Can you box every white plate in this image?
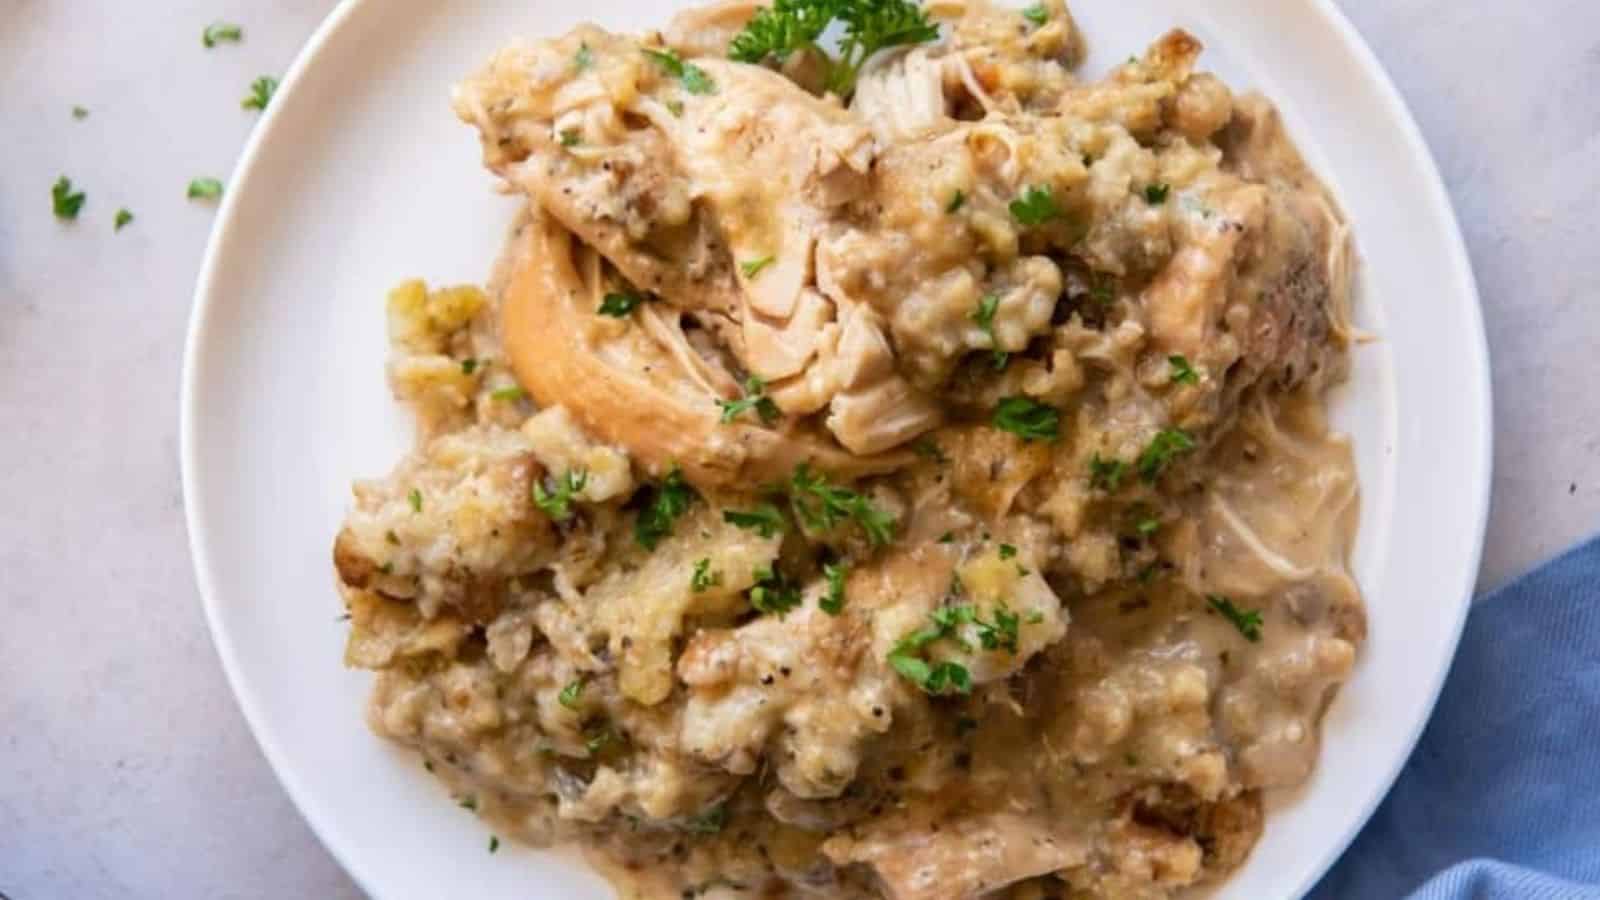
[181,1,1491,897]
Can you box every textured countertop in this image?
[2,1,1596,897]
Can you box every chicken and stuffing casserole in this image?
[332,1,1365,897]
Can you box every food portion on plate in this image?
[331,0,1365,896]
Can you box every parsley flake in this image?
[533,469,588,521]
[202,22,243,48]
[992,396,1059,442]
[71,105,89,119]
[971,293,1009,368]
[821,561,848,615]
[461,358,479,375]
[488,836,500,853]
[945,190,965,213]
[634,468,697,549]
[559,128,581,147]
[114,208,134,231]
[1088,454,1126,492]
[749,565,802,616]
[643,47,716,95]
[1207,595,1263,642]
[739,256,775,278]
[597,291,643,317]
[1008,185,1060,226]
[723,503,787,538]
[490,385,525,402]
[717,376,781,425]
[789,464,897,545]
[1136,428,1196,483]
[1168,354,1200,385]
[187,178,223,201]
[1144,183,1171,205]
[691,558,722,592]
[558,678,585,710]
[1022,3,1049,25]
[407,488,422,513]
[51,176,86,220]
[685,804,728,835]
[241,75,278,111]
[575,43,594,71]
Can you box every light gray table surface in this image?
[1,1,1595,897]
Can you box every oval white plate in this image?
[181,1,1491,897]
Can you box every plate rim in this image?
[179,1,1493,897]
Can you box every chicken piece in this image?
[498,211,909,487]
[823,810,1087,900]
[459,27,946,455]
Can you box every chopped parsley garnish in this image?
[241,75,278,111]
[459,795,478,811]
[460,358,479,375]
[635,467,697,549]
[666,99,685,116]
[1008,185,1060,226]
[407,488,422,513]
[533,469,588,521]
[1136,428,1196,483]
[992,396,1059,442]
[559,128,581,147]
[1168,354,1200,385]
[1144,183,1171,205]
[71,105,89,119]
[1021,3,1049,25]
[691,558,722,592]
[728,0,939,98]
[51,176,86,220]
[490,385,525,402]
[488,836,500,853]
[1207,595,1263,642]
[789,464,897,545]
[114,208,134,231]
[575,43,594,71]
[888,602,1020,695]
[685,805,729,835]
[970,294,1008,368]
[385,530,400,545]
[597,290,644,317]
[203,22,243,48]
[558,678,585,710]
[1136,516,1160,537]
[723,503,787,538]
[976,603,1021,654]
[739,256,775,278]
[717,376,781,425]
[820,561,848,615]
[642,47,717,95]
[749,565,802,616]
[998,543,1017,560]
[938,531,955,544]
[945,190,965,213]
[187,177,224,201]
[1088,454,1126,491]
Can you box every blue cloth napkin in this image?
[1309,535,1600,899]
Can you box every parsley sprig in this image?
[723,503,787,538]
[970,294,1008,369]
[717,376,781,425]
[789,464,897,545]
[1136,428,1195,483]
[51,176,85,220]
[749,565,802,616]
[729,0,940,98]
[533,469,588,521]
[1009,185,1060,226]
[241,75,278,111]
[820,561,848,615]
[634,467,697,549]
[643,47,717,95]
[1207,594,1263,641]
[992,396,1059,442]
